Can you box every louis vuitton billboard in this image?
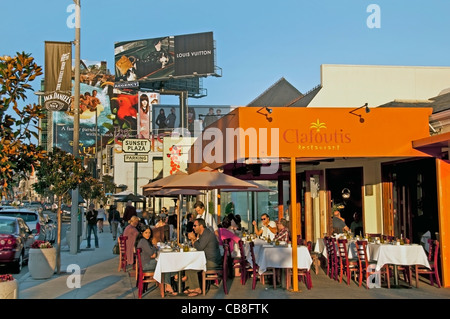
[114,31,215,83]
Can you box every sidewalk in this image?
[17,226,450,301]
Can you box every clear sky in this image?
[1,0,450,107]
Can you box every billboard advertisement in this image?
[53,60,115,157]
[114,32,214,82]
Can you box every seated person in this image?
[155,213,167,228]
[184,218,222,297]
[332,210,349,234]
[350,212,363,236]
[273,218,290,243]
[217,216,241,257]
[136,226,177,296]
[252,213,277,240]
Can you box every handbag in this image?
[113,243,120,255]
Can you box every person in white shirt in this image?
[252,213,277,240]
[193,201,218,236]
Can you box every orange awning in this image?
[188,107,433,173]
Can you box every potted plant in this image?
[28,240,56,279]
[0,274,18,299]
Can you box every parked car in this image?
[0,208,57,243]
[0,216,35,273]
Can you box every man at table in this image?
[194,201,218,236]
[332,209,349,233]
[184,218,222,297]
[252,213,277,241]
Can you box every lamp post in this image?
[70,0,81,255]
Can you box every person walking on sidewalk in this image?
[97,204,106,233]
[86,203,99,248]
[123,200,137,227]
[108,205,121,241]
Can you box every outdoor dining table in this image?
[255,244,312,289]
[154,250,206,297]
[315,236,365,259]
[368,243,430,287]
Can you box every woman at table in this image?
[273,218,291,243]
[136,225,177,296]
[218,216,241,257]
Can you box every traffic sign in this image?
[122,138,151,153]
[124,154,149,163]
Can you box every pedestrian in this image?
[123,200,137,227]
[108,204,121,241]
[86,203,99,248]
[97,204,106,233]
[194,201,218,236]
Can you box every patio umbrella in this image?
[141,171,188,190]
[114,193,145,203]
[160,169,258,190]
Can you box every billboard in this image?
[114,32,214,82]
[53,60,115,157]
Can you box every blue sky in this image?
[1,0,450,107]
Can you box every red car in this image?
[0,216,35,273]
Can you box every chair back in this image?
[428,239,440,264]
[337,238,349,263]
[306,241,313,252]
[237,240,246,260]
[249,241,258,269]
[136,247,143,277]
[355,240,369,266]
[119,235,128,253]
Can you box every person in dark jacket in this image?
[108,205,122,240]
[86,203,99,248]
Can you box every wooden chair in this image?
[118,235,128,272]
[414,239,441,288]
[135,248,158,299]
[324,236,338,280]
[248,241,277,289]
[202,241,229,295]
[233,240,251,285]
[286,266,313,290]
[355,240,390,289]
[336,239,359,285]
[307,241,321,275]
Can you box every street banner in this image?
[44,41,72,111]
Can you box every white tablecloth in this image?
[316,238,368,259]
[154,251,206,283]
[368,244,430,271]
[256,245,312,275]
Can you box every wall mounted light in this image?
[349,103,370,123]
[257,106,273,122]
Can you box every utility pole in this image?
[70,0,81,255]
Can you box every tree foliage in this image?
[33,147,89,198]
[0,53,45,194]
[79,176,105,205]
